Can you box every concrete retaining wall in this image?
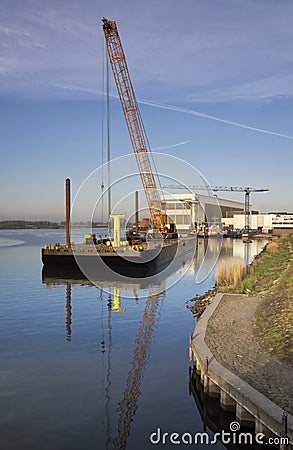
[189,293,293,449]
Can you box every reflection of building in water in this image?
[194,238,268,286]
[193,238,222,280]
[232,239,266,264]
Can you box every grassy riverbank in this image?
[219,237,293,364]
[190,237,293,364]
[220,238,291,295]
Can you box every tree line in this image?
[0,221,107,229]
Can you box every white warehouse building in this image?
[222,213,293,234]
[162,193,244,232]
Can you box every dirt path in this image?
[205,294,293,415]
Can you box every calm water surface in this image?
[0,230,266,450]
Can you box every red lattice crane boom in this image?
[102,17,165,232]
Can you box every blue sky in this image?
[0,0,292,220]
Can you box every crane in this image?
[101,20,168,448]
[163,184,269,232]
[102,17,166,233]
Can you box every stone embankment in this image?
[205,294,292,415]
[189,293,293,448]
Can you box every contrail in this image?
[139,99,293,140]
[153,140,190,150]
[54,84,104,96]
[55,84,293,140]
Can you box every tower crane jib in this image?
[162,184,269,232]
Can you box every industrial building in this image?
[162,193,244,233]
[222,213,293,234]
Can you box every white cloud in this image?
[153,140,190,150]
[187,74,293,103]
[0,0,292,102]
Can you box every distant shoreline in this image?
[0,221,108,230]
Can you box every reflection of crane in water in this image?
[111,285,164,450]
[59,279,165,450]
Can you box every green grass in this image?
[224,238,291,296]
[220,237,293,364]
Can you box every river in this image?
[0,229,267,449]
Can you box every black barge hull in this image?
[42,237,196,278]
[42,250,168,278]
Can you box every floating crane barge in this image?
[41,236,192,278]
[42,18,196,277]
[42,179,195,278]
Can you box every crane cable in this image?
[106,50,111,217]
[101,41,105,223]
